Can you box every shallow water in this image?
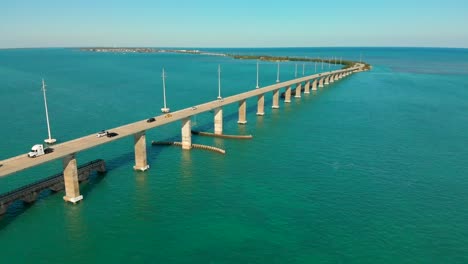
[0,47,467,263]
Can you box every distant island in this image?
[80,47,371,70]
[80,47,226,57]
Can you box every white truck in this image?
[28,144,53,158]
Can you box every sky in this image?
[1,0,467,48]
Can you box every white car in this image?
[96,130,108,138]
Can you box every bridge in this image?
[0,159,106,215]
[0,64,365,205]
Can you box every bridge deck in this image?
[0,66,360,178]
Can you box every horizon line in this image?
[1,45,468,50]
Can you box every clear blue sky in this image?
[1,0,467,48]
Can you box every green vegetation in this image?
[80,47,371,71]
[229,54,371,70]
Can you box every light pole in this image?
[161,68,170,113]
[295,63,298,78]
[217,64,222,100]
[276,60,280,83]
[302,62,305,76]
[256,60,260,89]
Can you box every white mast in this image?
[256,60,259,89]
[302,62,305,76]
[42,79,56,144]
[217,64,222,100]
[295,63,298,78]
[161,68,170,113]
[276,61,280,83]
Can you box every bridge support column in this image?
[0,203,7,215]
[324,76,330,85]
[295,83,302,98]
[329,75,335,83]
[214,107,223,135]
[272,89,280,109]
[63,154,83,204]
[133,131,149,171]
[257,94,265,115]
[285,86,291,103]
[237,99,247,124]
[319,78,324,88]
[334,74,339,81]
[304,81,310,94]
[181,117,192,150]
[312,79,318,91]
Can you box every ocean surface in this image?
[0,47,467,263]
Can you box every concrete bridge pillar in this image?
[238,99,247,124]
[312,79,318,91]
[134,131,149,171]
[272,89,280,109]
[324,76,330,85]
[329,75,335,83]
[304,81,310,94]
[257,94,265,116]
[214,107,223,135]
[295,83,302,98]
[181,117,192,150]
[0,203,7,215]
[319,78,324,88]
[285,86,292,103]
[63,153,83,204]
[339,73,343,79]
[334,74,339,81]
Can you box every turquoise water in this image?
[1,47,468,263]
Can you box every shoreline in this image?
[79,47,372,70]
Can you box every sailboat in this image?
[161,68,170,113]
[42,79,57,144]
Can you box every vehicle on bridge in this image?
[107,132,118,138]
[28,144,53,158]
[97,130,108,137]
[147,117,156,123]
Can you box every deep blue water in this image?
[0,47,468,263]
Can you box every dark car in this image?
[107,132,118,138]
[147,117,156,123]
